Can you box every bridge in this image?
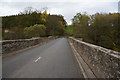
[1,37,120,78]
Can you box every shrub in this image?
[24,24,46,38]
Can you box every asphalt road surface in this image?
[3,38,84,78]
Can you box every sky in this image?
[0,0,119,25]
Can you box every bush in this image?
[24,24,46,38]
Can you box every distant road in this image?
[3,38,83,78]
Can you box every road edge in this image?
[68,39,96,78]
[3,40,53,58]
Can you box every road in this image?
[3,38,84,78]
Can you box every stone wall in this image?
[2,37,56,54]
[69,37,120,78]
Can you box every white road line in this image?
[35,57,42,62]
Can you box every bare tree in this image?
[19,7,35,15]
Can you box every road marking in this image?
[35,57,42,62]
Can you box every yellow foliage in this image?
[41,11,48,22]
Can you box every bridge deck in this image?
[3,38,84,78]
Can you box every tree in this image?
[24,24,46,38]
[71,12,120,52]
[20,7,35,15]
[3,26,25,40]
[72,13,90,39]
[45,15,66,36]
[65,25,73,36]
[41,10,48,23]
[2,8,67,39]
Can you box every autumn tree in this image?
[45,15,66,36]
[24,24,46,38]
[72,13,90,39]
[71,12,120,52]
[2,7,66,39]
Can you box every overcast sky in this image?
[0,0,119,25]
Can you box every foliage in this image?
[3,7,119,52]
[72,12,120,52]
[45,15,66,36]
[72,13,90,38]
[65,25,73,36]
[24,24,46,38]
[3,27,25,40]
[2,8,67,39]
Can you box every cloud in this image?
[0,0,119,2]
[0,1,118,24]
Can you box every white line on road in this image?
[35,57,42,62]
